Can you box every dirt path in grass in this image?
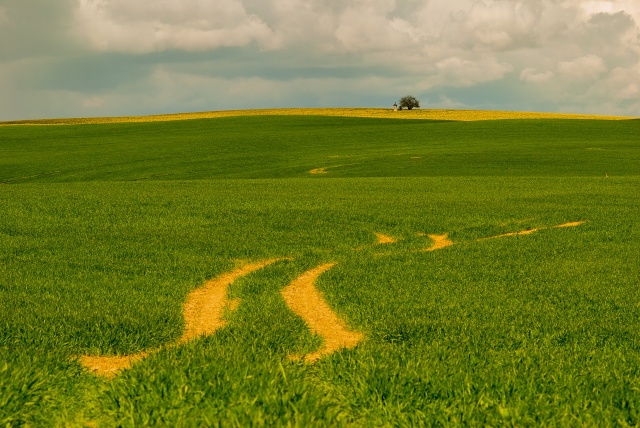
[78,220,586,377]
[479,221,586,241]
[375,232,398,244]
[79,259,282,378]
[554,221,586,228]
[309,167,329,174]
[422,233,454,251]
[282,263,363,362]
[78,353,149,379]
[178,259,281,343]
[309,165,340,175]
[310,162,360,175]
[480,228,541,240]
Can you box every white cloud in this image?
[584,62,640,101]
[580,0,640,23]
[603,66,640,100]
[558,55,608,81]
[520,68,555,83]
[447,1,545,51]
[73,0,282,53]
[436,56,514,87]
[334,2,422,52]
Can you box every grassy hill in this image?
[2,115,638,183]
[1,110,639,426]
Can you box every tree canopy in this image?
[398,95,420,110]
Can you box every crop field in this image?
[1,110,639,426]
[2,107,632,126]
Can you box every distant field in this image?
[1,111,639,426]
[0,107,634,126]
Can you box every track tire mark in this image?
[77,353,148,379]
[78,258,284,378]
[309,167,328,174]
[423,233,453,251]
[554,221,586,228]
[282,263,363,362]
[179,259,281,343]
[479,220,586,241]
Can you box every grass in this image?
[1,116,639,184]
[1,110,639,426]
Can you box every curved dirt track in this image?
[554,221,586,228]
[78,353,148,379]
[423,233,454,251]
[78,220,586,376]
[179,259,282,343]
[282,263,364,362]
[79,259,283,378]
[480,221,586,241]
[481,228,540,240]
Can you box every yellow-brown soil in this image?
[375,232,398,245]
[481,228,541,240]
[179,259,281,343]
[554,221,586,228]
[78,259,283,377]
[480,221,586,240]
[78,353,148,379]
[310,164,357,174]
[282,263,363,362]
[423,233,454,251]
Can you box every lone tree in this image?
[398,95,420,110]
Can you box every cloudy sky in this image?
[1,0,639,120]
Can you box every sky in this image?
[1,0,639,120]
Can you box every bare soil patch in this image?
[375,232,398,245]
[480,221,586,240]
[282,263,363,362]
[309,167,328,175]
[179,259,281,343]
[423,233,454,251]
[78,353,148,379]
[554,221,586,228]
[480,228,540,240]
[78,259,283,377]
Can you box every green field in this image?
[1,114,640,426]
